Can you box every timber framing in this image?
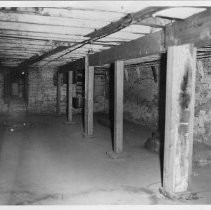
[59,8,211,71]
[15,7,168,69]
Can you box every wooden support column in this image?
[66,71,75,123]
[161,44,196,198]
[84,55,94,137]
[114,60,124,154]
[57,72,62,115]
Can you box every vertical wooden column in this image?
[114,60,124,153]
[67,71,74,123]
[57,72,62,115]
[84,55,94,136]
[162,44,196,197]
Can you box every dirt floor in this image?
[0,111,211,205]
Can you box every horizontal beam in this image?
[58,31,164,70]
[165,8,211,47]
[134,17,171,28]
[89,30,165,66]
[85,7,168,38]
[13,7,166,69]
[61,9,211,69]
[58,58,84,73]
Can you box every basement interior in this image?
[0,3,211,205]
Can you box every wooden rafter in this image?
[15,7,168,69]
[60,8,211,70]
[85,7,169,38]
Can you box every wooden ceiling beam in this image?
[89,30,165,66]
[0,11,109,29]
[0,29,89,42]
[14,7,168,69]
[0,21,93,36]
[165,8,211,47]
[85,7,169,38]
[134,17,171,28]
[60,8,211,70]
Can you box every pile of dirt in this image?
[144,131,160,153]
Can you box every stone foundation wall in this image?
[27,66,59,114]
[123,65,159,129]
[94,71,107,112]
[194,58,211,145]
[122,58,211,145]
[27,67,107,114]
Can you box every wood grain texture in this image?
[163,44,196,194]
[114,60,124,153]
[67,71,73,122]
[84,55,94,136]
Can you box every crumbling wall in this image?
[27,67,108,114]
[94,70,107,112]
[194,58,211,145]
[27,66,63,114]
[123,65,159,129]
[122,58,211,146]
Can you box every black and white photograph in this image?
[0,0,210,207]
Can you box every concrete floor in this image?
[0,112,210,205]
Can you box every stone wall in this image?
[27,66,59,114]
[123,65,159,129]
[194,58,211,145]
[121,58,211,145]
[94,70,107,112]
[27,67,107,114]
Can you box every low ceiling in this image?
[0,4,208,70]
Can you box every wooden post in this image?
[57,72,62,115]
[84,55,94,136]
[114,60,124,153]
[66,71,75,123]
[162,44,196,198]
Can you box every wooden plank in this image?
[60,9,211,69]
[17,46,69,70]
[114,60,124,153]
[85,7,168,38]
[12,7,166,68]
[163,44,196,195]
[57,72,62,115]
[0,29,88,42]
[84,55,94,136]
[0,11,108,28]
[0,21,93,36]
[134,17,171,28]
